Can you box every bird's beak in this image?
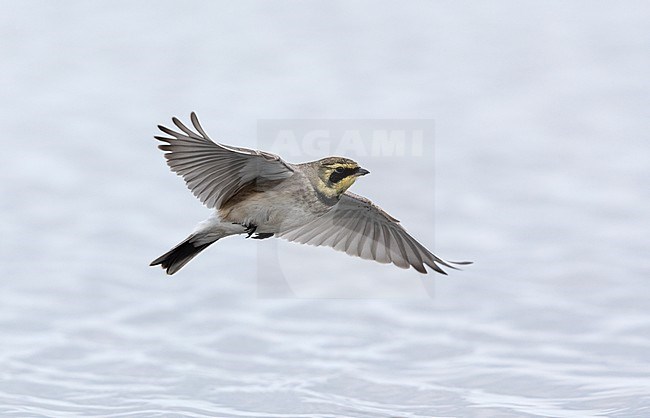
[356,167,370,176]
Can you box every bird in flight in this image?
[151,113,470,275]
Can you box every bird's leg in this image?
[239,223,273,239]
[243,223,257,238]
[251,233,274,240]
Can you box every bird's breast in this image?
[218,187,330,233]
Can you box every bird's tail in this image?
[150,234,218,275]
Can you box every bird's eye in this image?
[335,167,344,173]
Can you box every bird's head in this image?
[310,157,370,199]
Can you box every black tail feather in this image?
[150,236,215,275]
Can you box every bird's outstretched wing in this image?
[155,113,295,209]
[278,192,471,274]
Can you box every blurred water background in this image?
[1,1,649,416]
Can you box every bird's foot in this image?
[240,223,273,239]
[251,233,274,240]
[244,223,257,238]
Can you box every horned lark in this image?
[151,113,470,275]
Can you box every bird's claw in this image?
[244,224,257,238]
[251,232,274,240]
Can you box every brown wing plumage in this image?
[155,113,295,209]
